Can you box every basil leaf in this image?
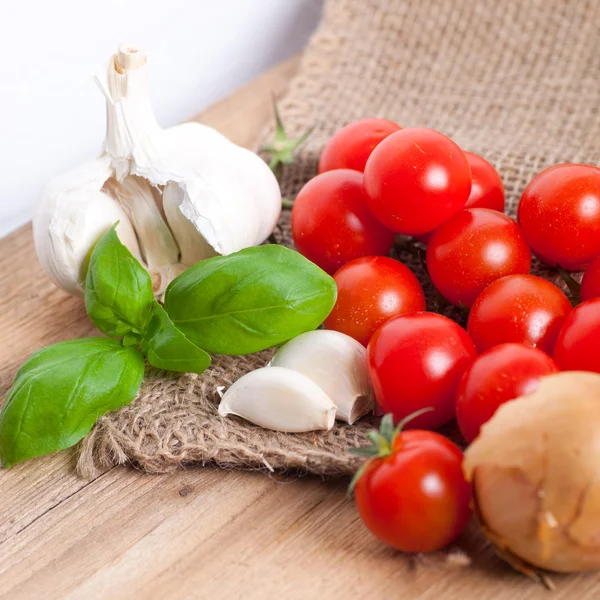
[0,338,144,468]
[163,245,337,355]
[142,302,211,375]
[85,225,154,338]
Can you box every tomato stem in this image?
[347,408,434,497]
[261,97,314,172]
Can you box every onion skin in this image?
[463,372,600,573]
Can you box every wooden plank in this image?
[0,53,598,599]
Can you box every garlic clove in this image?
[33,159,142,295]
[218,366,337,432]
[103,175,180,268]
[270,330,374,424]
[162,181,219,266]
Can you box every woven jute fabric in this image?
[77,0,600,478]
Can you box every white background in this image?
[0,0,323,238]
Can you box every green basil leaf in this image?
[0,337,144,468]
[163,245,337,355]
[142,302,211,375]
[85,225,154,338]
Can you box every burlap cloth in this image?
[77,0,600,478]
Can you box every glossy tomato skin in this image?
[427,208,531,308]
[291,169,395,274]
[463,152,505,212]
[363,128,472,235]
[367,312,477,430]
[324,256,425,346]
[318,118,401,173]
[467,274,572,354]
[517,163,600,270]
[354,430,472,553]
[456,343,558,443]
[580,255,600,301]
[553,298,600,372]
[413,153,505,245]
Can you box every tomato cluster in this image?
[291,118,600,554]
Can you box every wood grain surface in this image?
[1,55,598,600]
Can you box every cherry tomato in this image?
[291,169,395,274]
[354,426,471,553]
[456,343,558,443]
[324,256,425,346]
[363,128,472,235]
[463,151,505,212]
[413,152,505,245]
[467,274,572,354]
[580,255,600,301]
[427,208,531,308]
[517,163,600,270]
[318,118,401,173]
[367,312,477,430]
[553,298,600,372]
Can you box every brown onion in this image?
[463,371,600,573]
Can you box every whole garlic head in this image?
[34,45,281,296]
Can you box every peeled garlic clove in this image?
[218,366,336,432]
[270,330,373,424]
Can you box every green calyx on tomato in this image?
[261,98,313,173]
[348,409,432,496]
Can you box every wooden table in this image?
[1,57,598,600]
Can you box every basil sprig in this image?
[0,226,336,467]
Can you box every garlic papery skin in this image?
[218,367,337,433]
[33,44,281,296]
[463,371,600,573]
[33,158,143,295]
[270,330,373,424]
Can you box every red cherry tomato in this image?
[367,312,477,430]
[467,274,572,354]
[517,163,600,270]
[354,429,471,553]
[456,343,558,443]
[324,256,425,346]
[580,255,600,301]
[553,298,600,372]
[363,128,472,235]
[413,152,505,245]
[463,151,505,212]
[318,118,401,173]
[427,208,531,308]
[291,169,395,274]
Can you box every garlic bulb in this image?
[270,330,373,424]
[218,366,336,432]
[34,44,281,296]
[464,371,600,573]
